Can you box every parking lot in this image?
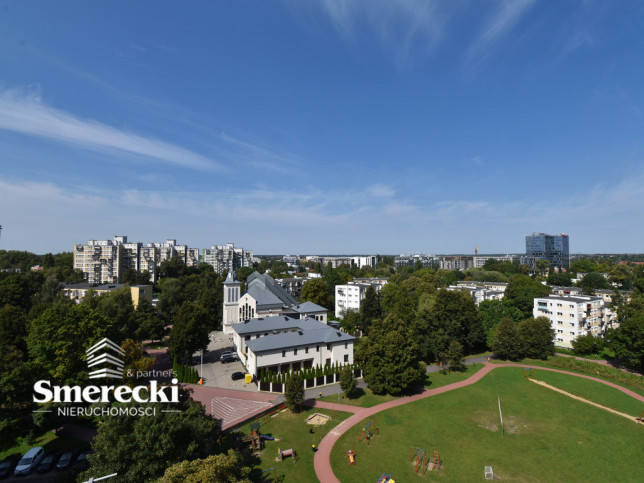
[191,331,257,392]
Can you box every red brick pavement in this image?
[313,362,644,483]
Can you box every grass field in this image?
[232,405,352,482]
[0,430,90,460]
[330,367,644,482]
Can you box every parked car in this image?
[231,371,245,381]
[0,454,21,479]
[56,448,80,471]
[220,351,238,363]
[73,451,91,472]
[14,446,45,476]
[36,452,61,473]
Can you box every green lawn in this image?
[534,370,644,418]
[318,364,486,408]
[232,405,352,482]
[331,367,644,482]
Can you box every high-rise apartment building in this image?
[202,242,253,273]
[525,233,569,269]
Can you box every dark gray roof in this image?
[291,301,327,313]
[232,315,316,335]
[240,316,354,353]
[224,270,239,283]
[245,272,298,307]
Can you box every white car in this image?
[14,446,45,476]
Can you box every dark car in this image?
[231,371,245,381]
[56,448,79,471]
[220,354,237,363]
[37,452,60,473]
[0,454,21,479]
[72,451,91,472]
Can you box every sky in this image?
[1,0,643,255]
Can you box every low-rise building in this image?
[232,315,354,377]
[533,295,609,348]
[447,284,505,306]
[335,278,388,318]
[394,254,439,270]
[60,282,152,308]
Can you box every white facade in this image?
[232,316,354,377]
[533,295,608,349]
[202,242,253,273]
[446,285,505,306]
[222,271,241,334]
[335,278,388,318]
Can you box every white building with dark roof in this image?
[232,315,354,377]
[222,271,328,334]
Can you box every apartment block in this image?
[335,278,388,318]
[203,242,253,273]
[533,295,608,349]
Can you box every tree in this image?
[340,310,361,334]
[517,316,555,359]
[27,303,113,385]
[445,340,465,372]
[478,299,523,346]
[547,271,573,287]
[82,396,220,482]
[355,314,425,395]
[578,272,610,293]
[571,334,604,355]
[359,285,381,334]
[91,286,137,340]
[504,275,551,319]
[284,373,304,412]
[169,302,210,364]
[301,279,330,310]
[491,318,522,360]
[121,339,155,386]
[339,365,358,398]
[0,305,31,404]
[605,315,644,372]
[135,298,167,343]
[159,450,251,483]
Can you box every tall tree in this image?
[339,365,358,398]
[355,314,425,395]
[517,316,555,359]
[491,318,522,360]
[301,279,330,310]
[478,299,523,346]
[158,450,251,483]
[605,315,644,373]
[284,374,304,412]
[578,272,610,293]
[169,301,210,364]
[359,285,381,334]
[504,275,551,318]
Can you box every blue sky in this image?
[1,0,643,255]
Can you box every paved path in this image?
[313,362,644,483]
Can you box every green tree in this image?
[605,315,644,372]
[121,339,155,386]
[359,285,381,334]
[284,373,304,412]
[301,279,330,310]
[0,305,31,404]
[339,365,358,398]
[27,303,113,385]
[571,334,604,355]
[578,272,610,293]
[159,450,251,483]
[83,397,220,482]
[491,318,523,360]
[517,316,555,359]
[478,299,523,346]
[504,275,551,318]
[356,314,425,395]
[547,271,573,287]
[340,310,361,334]
[445,340,465,372]
[134,298,167,342]
[91,286,137,340]
[169,301,210,364]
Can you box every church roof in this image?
[245,271,298,307]
[291,301,327,313]
[224,270,238,283]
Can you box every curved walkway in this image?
[313,362,644,483]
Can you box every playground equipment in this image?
[523,367,537,380]
[277,447,296,463]
[409,446,428,475]
[432,450,441,470]
[358,420,379,446]
[637,409,644,424]
[347,449,356,465]
[377,473,395,483]
[256,404,286,426]
[260,433,275,441]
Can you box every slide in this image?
[260,434,275,440]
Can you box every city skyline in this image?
[1,1,644,254]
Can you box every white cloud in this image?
[0,87,223,171]
[463,0,535,71]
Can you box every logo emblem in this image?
[86,338,125,379]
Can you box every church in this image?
[222,271,328,334]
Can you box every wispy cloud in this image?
[300,0,448,66]
[0,87,223,171]
[463,0,536,71]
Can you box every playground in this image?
[329,366,644,482]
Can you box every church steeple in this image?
[222,269,241,334]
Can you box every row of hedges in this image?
[172,356,200,384]
[258,362,358,385]
[539,356,644,392]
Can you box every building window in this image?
[305,347,309,354]
[282,350,286,357]
[316,345,319,352]
[344,342,348,349]
[294,348,298,355]
[327,344,331,351]
[344,354,349,363]
[245,335,250,341]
